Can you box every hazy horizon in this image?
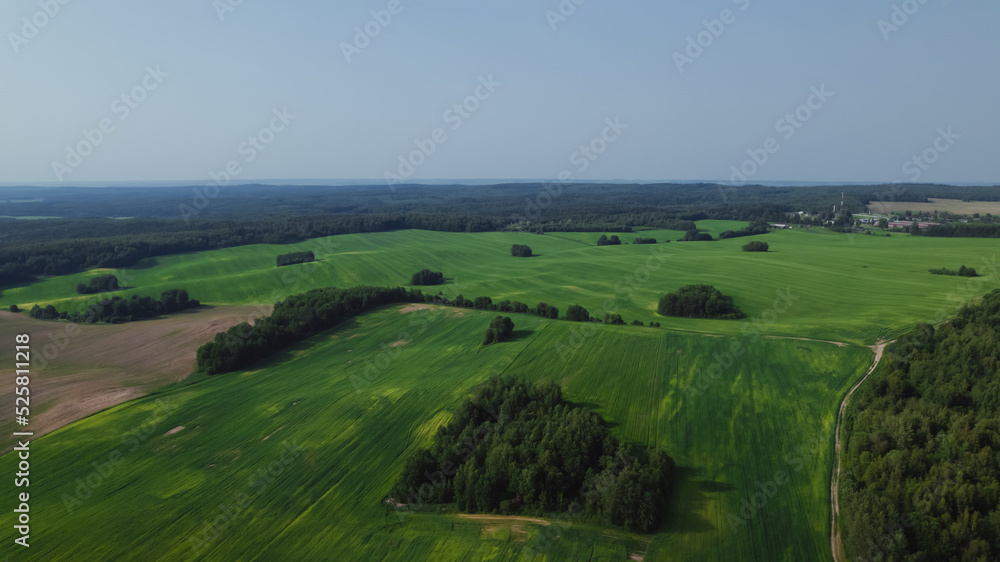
[3,1,997,185]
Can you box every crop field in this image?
[0,306,270,446]
[867,198,1000,215]
[1,304,871,561]
[4,223,999,345]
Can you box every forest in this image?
[389,376,675,533]
[840,290,1000,561]
[657,285,745,319]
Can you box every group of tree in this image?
[921,223,1000,238]
[928,265,978,277]
[410,269,445,286]
[511,244,533,257]
[196,286,419,375]
[840,289,1000,561]
[719,220,772,240]
[680,230,714,242]
[632,237,657,245]
[597,235,622,246]
[657,284,744,319]
[388,376,675,532]
[76,274,120,295]
[742,241,769,252]
[276,251,315,267]
[566,304,591,322]
[482,316,514,345]
[29,289,199,324]
[535,302,559,319]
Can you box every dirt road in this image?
[830,340,891,562]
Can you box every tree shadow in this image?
[658,466,735,535]
[509,329,534,341]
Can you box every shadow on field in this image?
[510,329,534,341]
[660,466,734,535]
[250,317,365,368]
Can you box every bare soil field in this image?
[0,305,271,448]
[868,198,1000,215]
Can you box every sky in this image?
[1,0,998,185]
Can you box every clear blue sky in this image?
[2,0,997,184]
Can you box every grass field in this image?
[0,305,872,561]
[867,198,1000,215]
[4,223,999,345]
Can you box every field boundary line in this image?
[830,340,891,562]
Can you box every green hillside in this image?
[4,224,997,344]
[1,305,870,561]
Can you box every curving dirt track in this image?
[830,340,891,562]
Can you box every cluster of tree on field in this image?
[928,265,978,277]
[482,316,514,345]
[76,274,121,295]
[410,269,445,286]
[632,237,657,245]
[511,244,533,257]
[597,235,622,246]
[840,290,1000,561]
[28,289,198,324]
[388,376,675,532]
[680,230,713,242]
[742,241,769,252]
[657,285,744,319]
[276,251,314,267]
[719,220,771,240]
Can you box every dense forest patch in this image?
[742,241,769,252]
[597,235,622,246]
[389,376,675,533]
[657,284,744,319]
[841,290,1000,561]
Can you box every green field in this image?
[1,305,872,561]
[5,223,998,344]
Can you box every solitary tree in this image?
[483,316,515,345]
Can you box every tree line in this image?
[389,376,675,532]
[29,289,199,324]
[840,290,1000,561]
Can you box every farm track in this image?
[830,340,890,562]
